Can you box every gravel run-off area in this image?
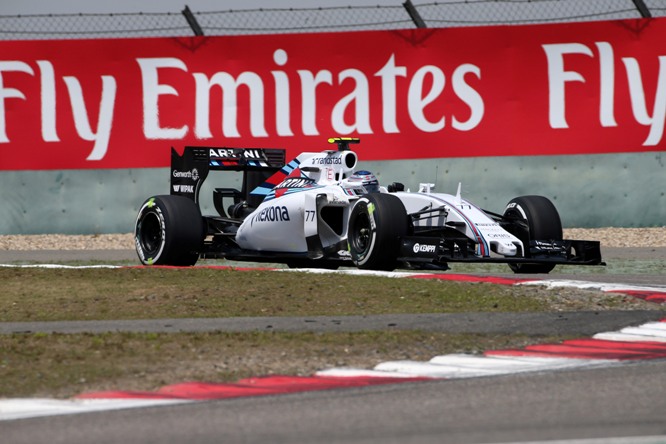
[0,228,665,250]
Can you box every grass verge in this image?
[0,266,659,398]
[0,267,653,323]
[0,331,576,398]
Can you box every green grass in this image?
[0,265,660,398]
[0,331,576,398]
[0,267,561,322]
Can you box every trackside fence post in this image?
[182,5,204,36]
[403,0,427,28]
[632,0,652,18]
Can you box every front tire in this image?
[503,195,562,274]
[135,195,204,266]
[348,193,408,271]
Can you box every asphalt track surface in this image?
[3,361,666,444]
[2,247,666,444]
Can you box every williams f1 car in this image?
[134,138,603,273]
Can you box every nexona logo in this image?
[251,205,290,225]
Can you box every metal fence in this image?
[0,0,663,40]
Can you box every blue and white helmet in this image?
[347,170,380,193]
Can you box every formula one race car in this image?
[134,138,603,273]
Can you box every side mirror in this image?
[388,182,405,192]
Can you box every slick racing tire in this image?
[135,195,204,266]
[503,195,562,274]
[348,193,408,271]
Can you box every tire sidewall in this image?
[503,196,562,245]
[348,197,377,267]
[348,193,407,270]
[135,198,169,265]
[135,195,203,266]
[503,195,562,273]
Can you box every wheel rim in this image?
[138,212,163,256]
[351,212,371,255]
[504,209,529,242]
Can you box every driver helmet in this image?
[347,170,380,193]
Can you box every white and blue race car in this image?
[134,138,603,273]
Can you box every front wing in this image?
[398,236,605,267]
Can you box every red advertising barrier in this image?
[0,18,664,170]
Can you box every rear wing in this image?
[170,146,286,205]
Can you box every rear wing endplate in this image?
[170,146,286,204]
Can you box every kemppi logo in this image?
[413,243,437,254]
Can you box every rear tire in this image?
[135,195,204,266]
[348,193,408,271]
[503,195,562,274]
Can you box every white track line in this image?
[0,264,122,269]
[519,279,666,293]
[0,398,189,421]
[319,320,666,380]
